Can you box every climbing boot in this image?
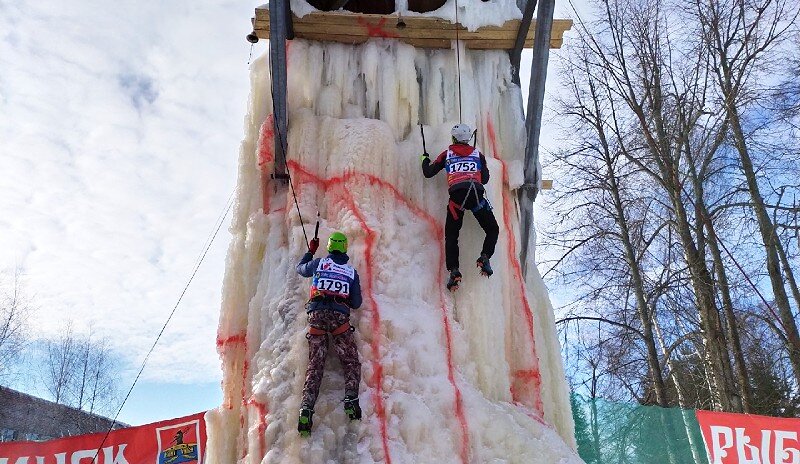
[476,254,493,277]
[446,269,462,291]
[344,395,362,420]
[298,408,314,436]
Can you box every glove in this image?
[420,153,429,164]
[308,238,319,254]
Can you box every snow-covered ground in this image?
[205,5,580,463]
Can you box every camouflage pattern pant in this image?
[301,309,361,409]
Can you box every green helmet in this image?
[327,231,348,253]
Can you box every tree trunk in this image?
[654,318,706,464]
[669,185,738,411]
[727,109,800,381]
[607,164,669,407]
[703,215,752,412]
[697,0,800,386]
[775,237,800,323]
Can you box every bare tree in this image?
[41,325,119,415]
[43,324,78,404]
[70,334,118,415]
[693,0,800,381]
[547,35,671,406]
[554,0,742,411]
[0,273,31,383]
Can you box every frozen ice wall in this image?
[205,36,579,464]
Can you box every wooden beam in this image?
[252,9,572,50]
[511,0,537,83]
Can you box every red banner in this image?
[0,411,206,464]
[697,409,800,464]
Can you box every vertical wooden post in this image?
[269,0,289,180]
[518,0,554,276]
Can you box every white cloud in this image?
[0,0,260,383]
[0,0,591,389]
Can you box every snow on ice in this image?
[287,0,523,31]
[206,4,580,463]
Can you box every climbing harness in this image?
[447,182,492,220]
[307,322,354,337]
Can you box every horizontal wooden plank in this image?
[257,9,476,30]
[254,14,572,38]
[252,9,572,50]
[256,20,526,41]
[254,27,566,49]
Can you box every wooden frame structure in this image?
[253,9,572,50]
[258,0,568,277]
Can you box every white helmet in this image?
[451,123,473,143]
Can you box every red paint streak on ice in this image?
[484,116,544,416]
[341,194,393,464]
[288,161,471,464]
[245,397,269,460]
[216,333,246,349]
[357,17,400,38]
[258,114,276,213]
[258,114,276,168]
[217,332,247,410]
[216,332,255,453]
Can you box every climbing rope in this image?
[267,43,310,249]
[675,183,795,339]
[91,189,235,461]
[454,0,463,123]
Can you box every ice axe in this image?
[417,72,429,157]
[420,124,429,157]
[308,213,320,253]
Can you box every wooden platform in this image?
[253,9,572,50]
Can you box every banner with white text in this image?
[697,410,800,464]
[0,411,206,464]
[571,393,800,463]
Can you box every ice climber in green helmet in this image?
[295,231,363,436]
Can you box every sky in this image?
[0,0,584,426]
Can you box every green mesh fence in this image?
[571,393,709,463]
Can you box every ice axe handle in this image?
[420,124,428,156]
[314,220,320,240]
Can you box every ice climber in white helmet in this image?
[421,123,499,291]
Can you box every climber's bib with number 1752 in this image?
[445,148,482,188]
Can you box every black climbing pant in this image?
[444,187,499,271]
